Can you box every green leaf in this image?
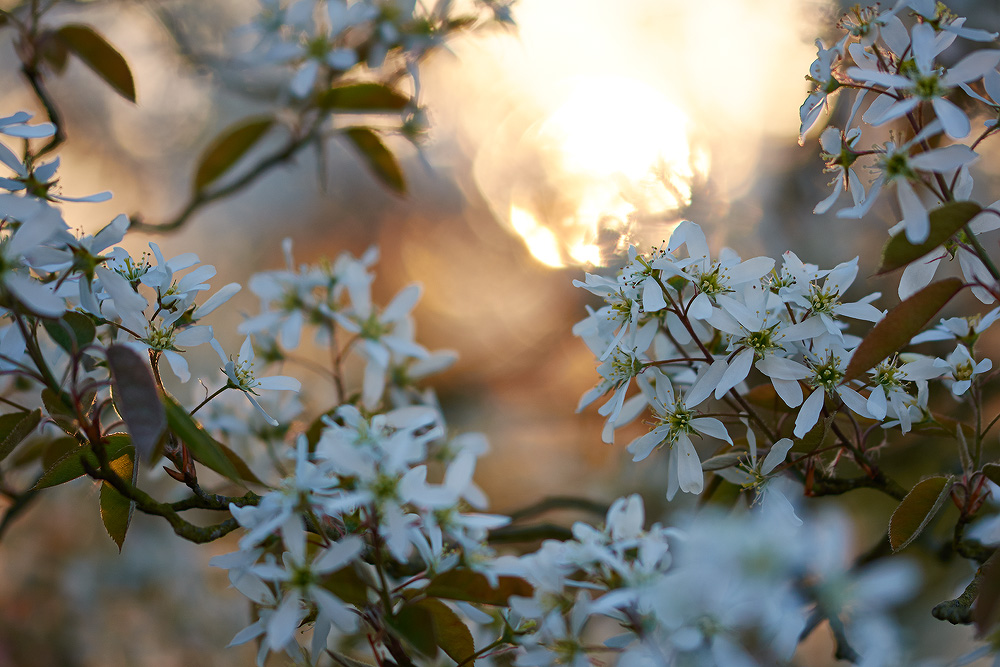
[889,475,954,551]
[877,202,982,274]
[419,598,475,664]
[107,344,165,462]
[163,396,243,484]
[193,117,274,191]
[701,450,746,472]
[974,551,1000,635]
[219,441,265,486]
[0,409,42,462]
[844,278,964,382]
[100,444,136,551]
[39,30,70,74]
[322,565,369,608]
[33,433,132,490]
[743,383,794,413]
[983,463,1000,487]
[424,569,533,606]
[316,82,410,112]
[43,312,96,354]
[55,24,136,103]
[343,127,405,194]
[42,436,79,470]
[392,602,437,657]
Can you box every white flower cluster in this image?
[491,494,917,667]
[242,0,514,98]
[575,219,988,498]
[801,0,1000,303]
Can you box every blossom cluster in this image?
[2,0,1000,665]
[494,493,916,667]
[802,0,1000,302]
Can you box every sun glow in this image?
[474,76,707,268]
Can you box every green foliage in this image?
[162,396,245,484]
[424,568,533,606]
[889,475,954,552]
[193,117,275,192]
[316,82,410,112]
[878,202,982,274]
[0,408,41,462]
[844,278,964,382]
[42,311,96,354]
[343,127,406,194]
[107,344,165,462]
[34,433,132,490]
[54,24,136,103]
[99,444,136,551]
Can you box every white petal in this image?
[793,389,825,438]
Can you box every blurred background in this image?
[1,0,999,664]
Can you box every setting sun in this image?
[475,76,706,268]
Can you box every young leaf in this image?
[974,551,1000,636]
[163,396,243,484]
[417,599,474,664]
[33,433,132,490]
[55,24,136,103]
[702,450,746,471]
[100,444,136,551]
[43,312,96,354]
[219,442,265,486]
[0,409,42,462]
[877,202,982,274]
[424,568,533,606]
[983,462,1000,487]
[889,475,954,551]
[316,83,410,112]
[391,602,437,657]
[108,344,165,462]
[343,127,405,194]
[844,278,964,382]
[193,117,275,192]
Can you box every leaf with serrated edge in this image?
[108,344,165,462]
[163,396,243,484]
[100,445,136,551]
[0,409,41,462]
[889,475,954,551]
[878,202,982,274]
[33,433,131,490]
[55,24,136,102]
[343,127,405,194]
[194,117,274,191]
[418,599,474,664]
[392,603,436,657]
[844,278,964,382]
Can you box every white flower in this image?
[333,282,429,410]
[815,127,866,214]
[214,336,302,425]
[933,343,991,395]
[626,370,732,499]
[847,22,1000,139]
[838,125,979,242]
[661,220,774,321]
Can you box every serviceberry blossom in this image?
[626,369,731,498]
[214,336,302,424]
[934,343,991,396]
[847,23,1000,139]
